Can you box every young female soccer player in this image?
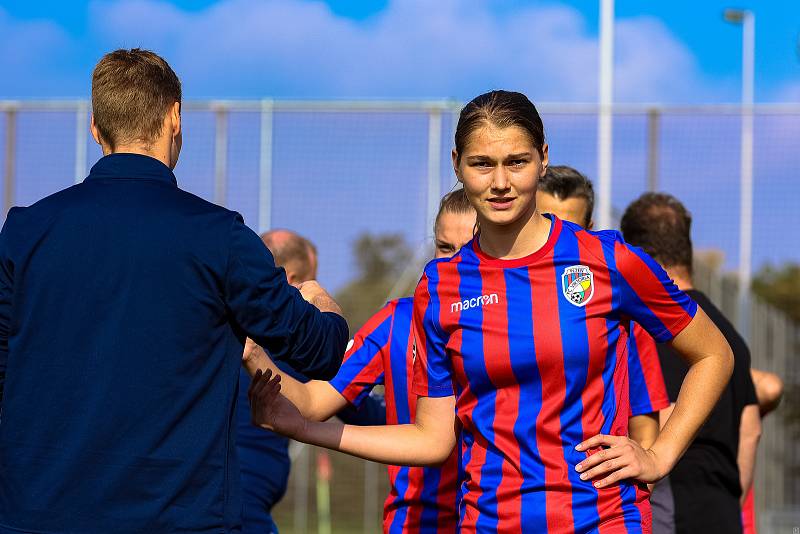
[244,188,477,533]
[248,91,734,533]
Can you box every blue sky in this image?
[1,0,799,102]
[1,0,798,291]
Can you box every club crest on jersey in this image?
[561,265,594,307]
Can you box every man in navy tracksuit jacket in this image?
[0,49,348,533]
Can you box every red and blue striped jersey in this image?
[412,215,697,534]
[626,322,669,417]
[329,297,459,534]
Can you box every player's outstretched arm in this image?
[242,339,349,422]
[576,308,733,487]
[248,369,456,467]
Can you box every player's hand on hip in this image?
[574,434,667,488]
[298,280,343,315]
[248,369,308,439]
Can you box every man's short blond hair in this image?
[91,48,181,150]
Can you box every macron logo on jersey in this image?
[450,293,499,313]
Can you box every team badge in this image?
[561,265,594,307]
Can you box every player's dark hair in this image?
[620,192,693,272]
[434,187,475,236]
[539,165,595,228]
[454,90,545,164]
[92,48,181,150]
[261,230,317,283]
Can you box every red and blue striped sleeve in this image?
[328,301,395,408]
[614,239,697,343]
[627,321,670,416]
[411,271,454,398]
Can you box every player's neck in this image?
[665,265,694,291]
[478,209,551,260]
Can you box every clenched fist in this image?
[297,280,343,316]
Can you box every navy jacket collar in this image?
[86,153,177,186]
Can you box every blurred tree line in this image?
[752,263,800,323]
[336,238,800,329]
[334,233,422,332]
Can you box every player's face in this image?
[453,124,548,230]
[536,191,591,229]
[434,210,477,259]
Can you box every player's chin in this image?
[481,207,525,227]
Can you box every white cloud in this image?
[0,0,743,103]
[82,0,721,103]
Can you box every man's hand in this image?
[248,368,309,439]
[298,280,343,316]
[574,434,669,488]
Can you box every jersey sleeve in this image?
[627,322,670,416]
[327,302,393,408]
[614,239,697,343]
[411,271,454,398]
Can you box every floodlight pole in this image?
[726,9,755,338]
[597,0,614,229]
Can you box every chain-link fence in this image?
[1,100,798,532]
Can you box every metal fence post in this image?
[294,444,310,533]
[426,109,442,237]
[363,460,378,534]
[646,108,660,192]
[4,108,16,216]
[258,98,274,233]
[597,0,615,230]
[74,101,89,184]
[214,105,228,207]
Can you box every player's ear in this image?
[452,149,462,183]
[539,143,549,178]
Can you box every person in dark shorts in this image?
[621,192,760,534]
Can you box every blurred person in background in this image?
[0,48,348,533]
[537,165,669,452]
[239,229,385,534]
[621,192,760,534]
[741,368,783,534]
[244,188,477,533]
[248,90,735,533]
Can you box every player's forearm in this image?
[738,404,761,501]
[242,343,315,415]
[295,420,455,466]
[302,380,350,422]
[651,350,732,474]
[628,413,659,450]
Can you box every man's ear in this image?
[90,114,111,154]
[170,101,181,138]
